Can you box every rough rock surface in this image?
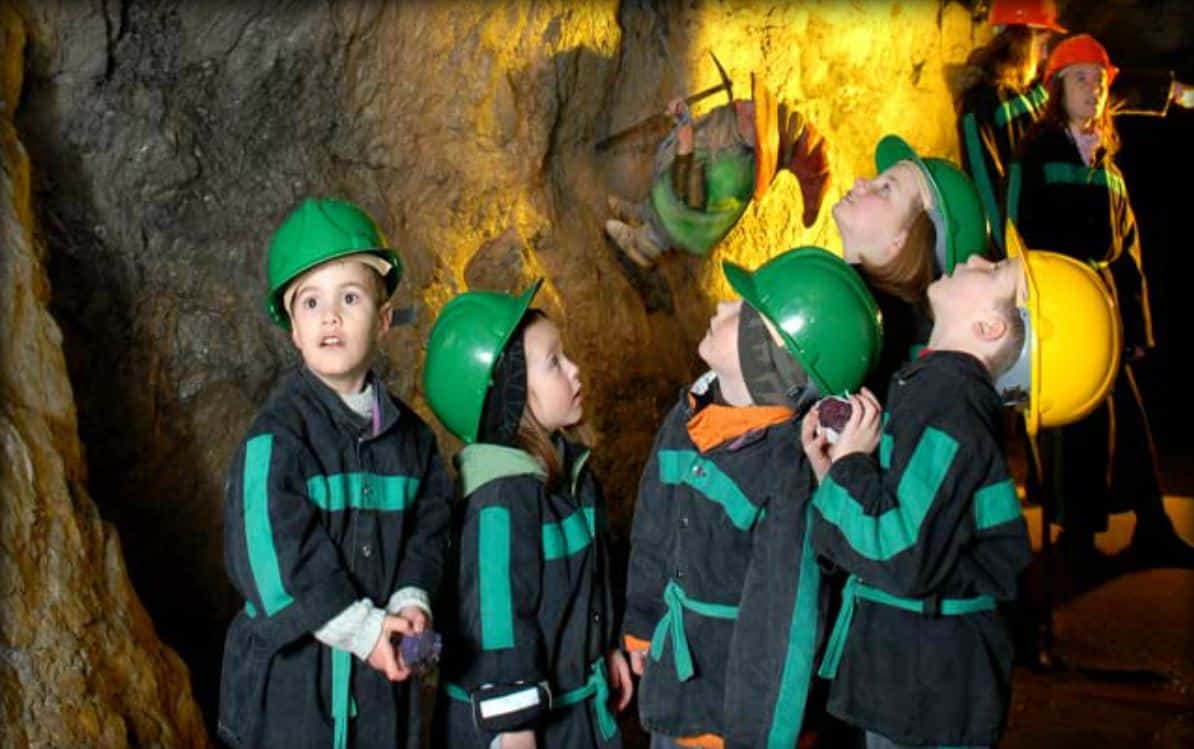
[1,4,208,747]
[8,0,989,738]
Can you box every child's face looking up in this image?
[698,299,743,378]
[928,254,1024,323]
[288,260,390,394]
[524,316,584,433]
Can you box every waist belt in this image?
[649,579,739,682]
[444,658,617,741]
[818,575,996,679]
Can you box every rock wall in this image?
[6,0,988,738]
[1,4,208,747]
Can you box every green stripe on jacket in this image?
[306,472,420,511]
[542,507,598,560]
[963,112,1005,252]
[1043,162,1125,196]
[974,479,1021,530]
[243,434,295,616]
[813,427,959,560]
[658,449,764,531]
[479,506,515,650]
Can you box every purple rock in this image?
[817,396,853,443]
[392,629,443,674]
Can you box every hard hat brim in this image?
[1004,222,1042,435]
[268,246,403,328]
[874,134,950,273]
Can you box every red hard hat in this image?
[1043,34,1119,88]
[989,0,1066,33]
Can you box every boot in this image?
[605,219,663,268]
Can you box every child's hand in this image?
[605,649,634,712]
[829,388,882,462]
[801,408,832,483]
[628,648,648,677]
[500,731,536,749]
[367,615,414,682]
[397,605,429,634]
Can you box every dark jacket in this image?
[624,376,816,744]
[865,285,933,399]
[811,352,1031,746]
[219,367,451,749]
[958,80,1047,255]
[1009,120,1153,350]
[435,442,622,749]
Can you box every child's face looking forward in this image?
[1062,63,1109,124]
[288,260,390,394]
[525,316,583,433]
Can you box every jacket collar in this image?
[896,349,994,389]
[683,372,795,453]
[296,366,402,439]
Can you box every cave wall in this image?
[6,0,989,738]
[1,4,207,747]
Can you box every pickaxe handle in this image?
[595,51,734,152]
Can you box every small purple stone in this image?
[394,629,443,674]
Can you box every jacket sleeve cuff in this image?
[313,599,387,662]
[828,451,877,483]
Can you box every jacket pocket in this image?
[218,615,272,748]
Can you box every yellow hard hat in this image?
[998,223,1121,436]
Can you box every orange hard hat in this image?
[1043,34,1119,87]
[989,0,1066,33]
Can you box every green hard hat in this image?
[723,247,883,396]
[265,197,403,328]
[423,279,543,444]
[875,134,988,274]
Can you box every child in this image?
[623,247,882,748]
[219,197,452,749]
[801,252,1033,748]
[424,280,632,749]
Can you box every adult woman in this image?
[1009,34,1193,565]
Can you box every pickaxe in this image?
[595,52,734,152]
